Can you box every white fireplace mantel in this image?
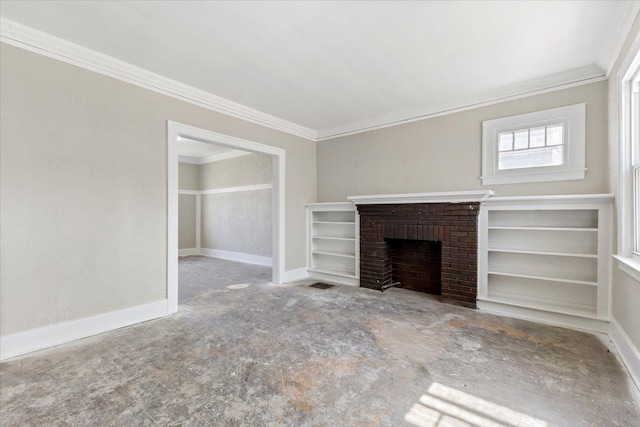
[347,190,495,205]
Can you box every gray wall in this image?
[201,190,272,256]
[200,153,272,257]
[178,162,200,249]
[317,81,607,201]
[179,163,200,191]
[178,162,200,250]
[608,14,640,353]
[0,43,316,336]
[200,153,271,189]
[178,194,197,249]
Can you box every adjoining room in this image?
[176,138,274,302]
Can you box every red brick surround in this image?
[357,203,480,308]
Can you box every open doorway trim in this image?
[167,121,286,313]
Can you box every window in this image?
[617,45,640,281]
[481,104,586,185]
[497,124,564,170]
[634,75,640,255]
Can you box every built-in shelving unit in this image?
[306,202,359,286]
[478,194,614,332]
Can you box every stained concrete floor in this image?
[1,256,638,426]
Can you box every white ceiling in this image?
[1,1,638,140]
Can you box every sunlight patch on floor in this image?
[405,382,547,427]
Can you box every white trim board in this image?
[316,66,607,141]
[349,190,494,205]
[283,267,309,283]
[0,300,168,361]
[609,317,640,388]
[179,248,199,257]
[201,184,272,195]
[178,184,273,196]
[199,248,272,267]
[477,299,609,333]
[179,149,251,165]
[0,18,316,141]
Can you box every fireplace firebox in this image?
[356,202,480,308]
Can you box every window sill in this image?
[613,255,640,282]
[481,168,586,186]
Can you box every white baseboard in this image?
[283,267,308,283]
[178,248,199,257]
[199,248,272,266]
[610,317,640,388]
[476,299,609,333]
[0,300,168,361]
[308,270,360,287]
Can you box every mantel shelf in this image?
[348,190,494,205]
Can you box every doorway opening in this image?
[167,121,285,313]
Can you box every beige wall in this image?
[201,190,272,256]
[179,163,200,191]
[607,14,640,351]
[200,153,272,256]
[178,162,200,250]
[317,81,608,201]
[0,43,316,335]
[200,153,271,189]
[178,194,197,249]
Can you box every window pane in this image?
[514,130,529,150]
[498,146,564,170]
[530,127,545,148]
[498,133,513,151]
[547,124,564,146]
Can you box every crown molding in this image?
[178,150,251,165]
[601,1,640,77]
[0,18,317,141]
[178,156,200,165]
[0,16,629,144]
[316,64,606,141]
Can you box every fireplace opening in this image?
[357,202,479,308]
[387,239,442,295]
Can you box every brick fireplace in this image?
[349,191,493,309]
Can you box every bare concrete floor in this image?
[1,256,638,426]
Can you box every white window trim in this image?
[481,103,586,185]
[615,37,640,282]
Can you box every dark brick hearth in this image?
[357,203,480,308]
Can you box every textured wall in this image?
[179,163,200,191]
[200,153,272,257]
[178,162,200,250]
[0,43,316,335]
[178,194,197,249]
[200,153,271,189]
[201,190,272,257]
[317,81,607,202]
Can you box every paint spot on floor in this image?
[227,283,250,289]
